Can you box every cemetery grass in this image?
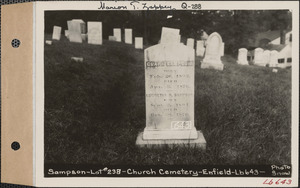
[44,35,291,165]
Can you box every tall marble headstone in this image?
[87,22,102,45]
[201,32,224,70]
[160,27,180,44]
[113,28,121,42]
[135,37,143,49]
[186,38,195,49]
[125,28,133,44]
[196,40,205,56]
[68,20,83,43]
[52,26,62,40]
[65,30,69,38]
[71,19,86,34]
[136,43,206,148]
[269,50,279,67]
[262,50,271,65]
[237,48,248,65]
[253,48,264,66]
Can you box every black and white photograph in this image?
[34,1,298,187]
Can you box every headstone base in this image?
[136,131,206,149]
[201,62,224,71]
[143,128,198,140]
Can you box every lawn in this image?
[44,34,291,165]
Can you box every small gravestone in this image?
[135,37,143,49]
[136,42,206,148]
[109,36,116,41]
[65,30,69,38]
[220,42,225,56]
[262,50,271,65]
[45,40,52,45]
[237,48,248,65]
[125,28,133,44]
[52,26,62,40]
[272,69,278,73]
[269,50,279,67]
[201,32,224,70]
[87,22,102,45]
[113,28,121,42]
[160,27,180,44]
[71,19,86,34]
[186,38,194,49]
[196,40,205,56]
[253,48,264,66]
[68,20,83,43]
[71,57,83,62]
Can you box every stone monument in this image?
[136,28,206,148]
[201,32,224,70]
[269,50,279,67]
[87,22,102,45]
[196,40,205,57]
[186,38,195,49]
[237,48,248,65]
[125,28,133,44]
[253,48,264,66]
[52,26,62,40]
[135,37,143,49]
[113,28,121,42]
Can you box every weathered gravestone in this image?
[186,38,195,49]
[201,32,224,70]
[87,22,102,45]
[136,43,206,148]
[71,19,86,33]
[237,48,248,65]
[52,26,62,40]
[196,40,205,57]
[45,40,52,45]
[160,27,180,44]
[108,36,116,41]
[269,50,279,67]
[135,37,143,49]
[65,30,69,38]
[125,28,133,44]
[253,48,264,66]
[67,20,83,43]
[113,28,121,42]
[262,50,271,65]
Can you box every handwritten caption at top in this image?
[98,1,202,10]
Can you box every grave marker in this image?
[68,20,83,43]
[160,27,180,44]
[220,42,225,56]
[237,48,248,65]
[196,40,205,56]
[109,36,116,41]
[186,38,194,49]
[52,26,62,40]
[201,32,224,70]
[87,22,102,45]
[65,30,69,38]
[125,28,133,44]
[269,50,279,67]
[136,42,206,148]
[135,37,143,49]
[113,28,121,42]
[262,50,271,65]
[253,48,264,66]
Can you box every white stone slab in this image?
[272,69,278,73]
[71,19,86,34]
[113,28,121,42]
[196,40,205,57]
[143,43,200,140]
[135,37,143,49]
[88,22,102,45]
[254,48,264,66]
[160,27,180,44]
[65,30,69,38]
[269,50,279,67]
[45,40,52,45]
[220,42,225,56]
[201,32,224,70]
[52,26,61,40]
[68,20,83,43]
[237,48,248,65]
[186,38,195,49]
[71,57,83,62]
[125,28,133,44]
[109,36,117,41]
[262,50,271,65]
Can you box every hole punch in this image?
[11,141,20,151]
[11,39,21,48]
